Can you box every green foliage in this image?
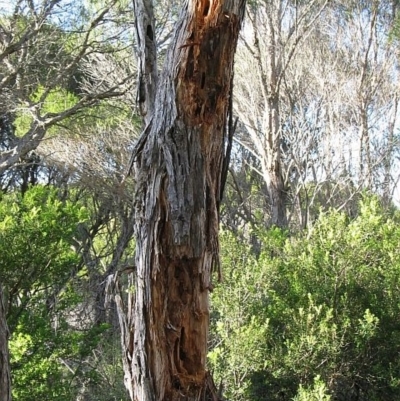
[0,14,75,91]
[0,186,112,400]
[14,82,139,141]
[9,316,110,401]
[14,86,79,137]
[0,186,86,318]
[293,376,331,401]
[209,229,283,400]
[210,197,400,401]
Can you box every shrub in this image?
[210,197,400,401]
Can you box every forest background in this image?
[1,0,400,400]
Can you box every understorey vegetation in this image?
[1,0,400,401]
[211,197,400,401]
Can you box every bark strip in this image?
[127,1,246,400]
[133,0,158,124]
[0,285,11,401]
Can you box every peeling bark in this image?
[0,285,11,401]
[133,0,158,124]
[125,1,246,400]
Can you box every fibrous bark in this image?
[132,0,158,124]
[122,1,246,400]
[0,285,11,401]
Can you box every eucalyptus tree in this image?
[115,0,246,400]
[289,0,400,214]
[233,0,330,228]
[0,0,135,177]
[233,0,400,229]
[0,1,137,398]
[322,0,400,200]
[30,47,139,400]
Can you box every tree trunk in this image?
[0,284,11,401]
[234,2,288,228]
[123,1,245,400]
[263,93,287,228]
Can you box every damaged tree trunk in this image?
[0,284,11,401]
[121,1,246,400]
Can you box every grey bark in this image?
[0,284,11,401]
[123,1,246,400]
[133,0,158,124]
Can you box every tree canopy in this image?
[1,0,400,401]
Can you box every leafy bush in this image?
[0,186,110,400]
[210,197,400,401]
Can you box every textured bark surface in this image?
[132,0,157,124]
[262,93,287,228]
[0,285,11,401]
[125,1,246,400]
